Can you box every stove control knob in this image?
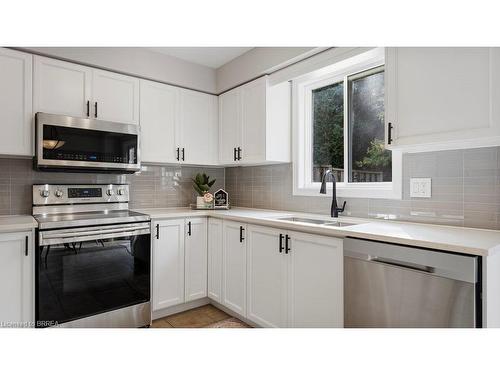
[40,190,50,198]
[106,189,115,196]
[54,190,63,198]
[117,188,126,196]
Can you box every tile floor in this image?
[151,304,251,328]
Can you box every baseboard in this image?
[152,297,210,320]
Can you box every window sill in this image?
[293,182,402,200]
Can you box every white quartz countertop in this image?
[0,215,37,233]
[138,207,500,257]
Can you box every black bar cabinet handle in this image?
[25,236,28,256]
[176,147,180,161]
[86,100,90,117]
[94,102,98,118]
[285,234,291,254]
[233,147,237,161]
[239,226,245,242]
[156,224,159,239]
[182,148,185,161]
[237,147,242,161]
[388,122,393,145]
[279,233,284,253]
[188,221,192,236]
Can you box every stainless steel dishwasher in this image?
[344,238,481,328]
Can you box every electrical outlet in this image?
[410,178,432,198]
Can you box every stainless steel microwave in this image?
[35,112,141,173]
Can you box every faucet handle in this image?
[338,201,347,213]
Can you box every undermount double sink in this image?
[275,216,357,227]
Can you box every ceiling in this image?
[146,47,253,69]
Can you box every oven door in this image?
[36,222,151,327]
[35,112,141,173]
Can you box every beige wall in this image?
[216,47,325,92]
[23,47,217,93]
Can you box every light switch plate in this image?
[410,178,432,198]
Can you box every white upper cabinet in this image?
[0,48,32,156]
[385,47,500,151]
[34,56,139,124]
[34,56,91,118]
[219,88,241,165]
[140,80,179,163]
[92,69,139,124]
[0,231,33,326]
[178,89,219,165]
[240,77,267,163]
[184,218,208,302]
[219,76,291,165]
[139,80,218,165]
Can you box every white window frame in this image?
[292,47,402,199]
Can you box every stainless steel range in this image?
[33,184,151,328]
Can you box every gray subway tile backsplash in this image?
[225,146,500,230]
[0,158,224,215]
[1,146,499,230]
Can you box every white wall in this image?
[22,47,217,93]
[216,47,326,92]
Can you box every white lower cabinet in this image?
[152,219,185,311]
[208,218,223,302]
[0,231,33,326]
[245,225,343,328]
[221,221,247,316]
[287,230,343,328]
[152,217,207,312]
[184,218,208,302]
[246,225,287,327]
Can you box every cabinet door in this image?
[246,225,287,327]
[179,89,218,165]
[0,48,32,156]
[33,56,91,118]
[240,76,267,163]
[208,218,223,303]
[386,47,500,150]
[140,80,179,163]
[185,218,208,302]
[222,221,247,316]
[219,88,241,164]
[152,219,185,311]
[92,69,139,124]
[0,231,33,326]
[287,231,343,328]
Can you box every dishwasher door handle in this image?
[370,256,435,274]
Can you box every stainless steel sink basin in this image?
[276,217,357,227]
[276,217,332,225]
[322,221,356,227]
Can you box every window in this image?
[348,67,391,183]
[293,48,402,199]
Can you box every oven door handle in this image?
[40,225,151,246]
[42,224,150,239]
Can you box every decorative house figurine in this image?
[214,189,229,209]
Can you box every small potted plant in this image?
[192,173,216,209]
